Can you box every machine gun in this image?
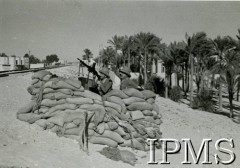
[77,58,101,80]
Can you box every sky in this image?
[0,0,240,62]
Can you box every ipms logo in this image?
[147,138,236,165]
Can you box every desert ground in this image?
[0,65,239,168]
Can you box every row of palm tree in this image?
[94,29,240,119]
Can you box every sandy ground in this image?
[0,65,239,168]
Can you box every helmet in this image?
[99,67,110,78]
[119,67,131,77]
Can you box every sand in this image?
[0,65,239,168]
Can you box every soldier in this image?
[119,67,138,90]
[96,67,113,95]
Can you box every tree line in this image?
[94,29,240,119]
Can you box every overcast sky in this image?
[0,0,240,61]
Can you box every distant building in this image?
[152,59,166,79]
[0,55,29,71]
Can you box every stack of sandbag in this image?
[17,70,106,139]
[17,71,162,151]
[88,88,162,151]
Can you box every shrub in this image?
[169,86,182,102]
[144,75,165,97]
[192,88,214,112]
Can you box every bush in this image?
[169,86,182,102]
[144,75,165,97]
[192,88,214,112]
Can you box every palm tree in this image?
[107,35,124,67]
[236,29,240,101]
[133,32,160,85]
[184,32,209,107]
[160,48,173,98]
[82,48,93,64]
[122,35,135,68]
[100,47,116,67]
[210,36,234,111]
[220,48,240,118]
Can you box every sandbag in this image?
[32,70,52,80]
[130,110,144,121]
[122,97,145,105]
[17,100,36,114]
[123,88,145,99]
[66,97,93,105]
[120,139,145,151]
[94,130,124,144]
[71,86,85,92]
[38,107,49,114]
[144,116,155,123]
[107,96,127,113]
[118,120,135,132]
[152,103,159,114]
[43,110,63,118]
[141,90,156,99]
[147,98,155,104]
[89,136,118,147]
[102,89,129,101]
[41,99,66,107]
[122,134,131,140]
[35,119,47,128]
[42,74,52,81]
[107,121,118,131]
[93,99,103,105]
[132,123,147,135]
[31,78,39,85]
[132,131,141,138]
[47,112,66,126]
[65,122,77,129]
[115,126,127,136]
[73,90,102,101]
[47,103,77,115]
[96,122,105,135]
[155,119,162,125]
[17,113,42,124]
[33,81,44,88]
[52,81,79,90]
[127,102,153,111]
[64,127,80,135]
[27,86,40,95]
[104,101,122,114]
[105,107,129,121]
[43,88,74,96]
[62,78,82,89]
[145,127,156,139]
[43,81,54,88]
[142,110,153,116]
[79,104,106,126]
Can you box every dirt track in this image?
[0,66,239,168]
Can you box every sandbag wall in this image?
[17,71,106,139]
[96,88,162,151]
[17,71,162,151]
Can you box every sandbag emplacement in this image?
[89,136,118,147]
[17,70,163,151]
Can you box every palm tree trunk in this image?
[128,47,130,68]
[237,81,240,101]
[229,92,234,118]
[144,50,147,85]
[155,58,158,73]
[151,56,154,76]
[190,54,194,107]
[165,76,168,98]
[182,66,185,91]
